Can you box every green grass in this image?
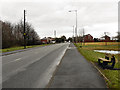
[74,43,120,88]
[1,44,51,53]
[80,43,119,51]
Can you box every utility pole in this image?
[82,28,85,45]
[73,26,74,43]
[24,10,26,49]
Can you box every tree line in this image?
[55,35,66,43]
[1,20,40,49]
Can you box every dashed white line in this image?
[14,58,21,61]
[3,58,22,65]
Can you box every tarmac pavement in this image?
[49,43,107,88]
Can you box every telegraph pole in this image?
[24,10,26,49]
[82,28,85,45]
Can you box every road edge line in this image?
[2,44,53,56]
[46,45,69,88]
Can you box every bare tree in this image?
[2,21,15,48]
[114,32,120,42]
[2,20,41,48]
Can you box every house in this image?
[41,37,56,44]
[48,37,56,43]
[100,35,111,42]
[83,34,94,42]
[41,37,49,44]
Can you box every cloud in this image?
[0,0,118,38]
[84,22,118,38]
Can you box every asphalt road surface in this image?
[2,43,69,88]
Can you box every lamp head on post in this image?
[68,9,78,43]
[68,10,77,12]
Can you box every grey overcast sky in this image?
[0,0,119,39]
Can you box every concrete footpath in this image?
[49,43,107,88]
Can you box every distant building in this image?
[41,37,56,44]
[100,35,111,42]
[41,37,49,44]
[83,34,94,42]
[48,37,56,43]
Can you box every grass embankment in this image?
[1,44,51,53]
[74,42,120,88]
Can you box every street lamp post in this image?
[69,10,78,43]
[73,26,74,43]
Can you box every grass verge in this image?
[1,44,51,53]
[74,42,120,88]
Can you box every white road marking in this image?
[3,58,22,65]
[14,58,21,61]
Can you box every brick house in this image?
[41,37,55,44]
[100,35,111,42]
[83,34,94,42]
[41,37,49,44]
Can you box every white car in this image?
[51,41,55,44]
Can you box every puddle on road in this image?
[94,50,120,54]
